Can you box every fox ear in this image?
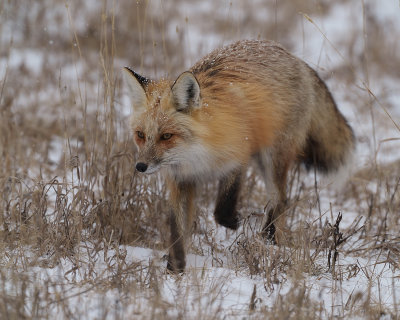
[122,67,149,113]
[171,72,200,112]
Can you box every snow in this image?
[2,0,400,319]
[15,240,397,319]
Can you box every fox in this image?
[123,39,355,273]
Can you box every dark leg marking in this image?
[262,208,277,243]
[214,171,241,230]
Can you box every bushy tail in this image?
[301,78,355,174]
[302,122,354,174]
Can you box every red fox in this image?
[123,39,354,272]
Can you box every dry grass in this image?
[1,0,399,319]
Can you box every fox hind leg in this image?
[255,149,290,244]
[213,169,242,230]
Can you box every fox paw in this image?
[215,214,240,230]
[166,256,185,274]
[262,223,277,244]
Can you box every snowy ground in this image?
[1,0,399,319]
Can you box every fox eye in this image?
[161,133,173,140]
[136,131,145,139]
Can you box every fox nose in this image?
[136,162,148,173]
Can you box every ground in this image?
[0,1,399,319]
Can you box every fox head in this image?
[123,67,208,178]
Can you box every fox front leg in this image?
[166,180,195,273]
[167,210,186,272]
[214,169,242,230]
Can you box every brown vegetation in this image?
[0,0,399,319]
